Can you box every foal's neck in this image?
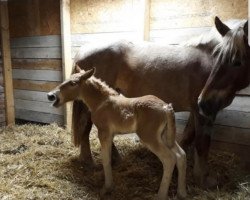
[80,77,118,112]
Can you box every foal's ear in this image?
[75,64,81,73]
[243,20,248,37]
[215,16,230,37]
[79,67,95,81]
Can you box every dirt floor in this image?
[0,124,249,200]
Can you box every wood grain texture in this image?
[12,59,62,71]
[12,69,62,82]
[11,47,61,59]
[15,99,63,115]
[9,0,60,37]
[15,109,63,125]
[14,89,50,103]
[13,80,60,92]
[1,2,15,124]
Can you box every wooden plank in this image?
[15,109,64,126]
[11,47,61,59]
[0,2,15,125]
[139,0,151,41]
[15,99,63,115]
[11,35,61,48]
[13,80,60,92]
[150,27,211,44]
[14,89,50,102]
[175,119,250,146]
[237,86,250,96]
[12,59,62,71]
[60,0,72,129]
[71,32,138,47]
[12,69,62,81]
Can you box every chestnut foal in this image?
[47,66,187,200]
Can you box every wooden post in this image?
[60,0,72,129]
[0,0,15,125]
[139,0,151,41]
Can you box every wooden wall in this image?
[8,0,63,125]
[0,51,5,126]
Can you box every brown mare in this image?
[47,67,187,199]
[70,17,248,188]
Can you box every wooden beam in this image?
[60,0,72,129]
[0,1,15,125]
[139,0,151,41]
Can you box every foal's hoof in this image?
[177,191,187,200]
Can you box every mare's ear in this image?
[75,64,81,73]
[243,20,248,37]
[79,67,96,82]
[215,16,230,36]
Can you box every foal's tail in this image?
[163,104,176,148]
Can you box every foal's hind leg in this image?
[171,142,187,199]
[139,133,176,200]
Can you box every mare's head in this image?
[198,17,250,118]
[47,66,95,107]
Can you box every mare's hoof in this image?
[111,154,122,166]
[195,175,218,189]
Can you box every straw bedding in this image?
[0,124,249,200]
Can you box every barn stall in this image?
[0,0,249,199]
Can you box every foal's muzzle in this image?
[47,92,57,102]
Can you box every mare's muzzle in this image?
[198,97,218,120]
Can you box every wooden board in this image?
[71,32,138,47]
[150,0,247,30]
[1,2,15,125]
[11,35,61,48]
[15,109,63,126]
[11,47,61,59]
[12,69,62,82]
[70,0,141,34]
[8,0,60,38]
[15,99,63,115]
[13,80,60,92]
[12,59,62,71]
[14,89,51,103]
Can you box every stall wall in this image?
[8,0,63,125]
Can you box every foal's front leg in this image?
[98,129,114,196]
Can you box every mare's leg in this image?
[98,130,114,196]
[180,113,195,150]
[193,112,214,188]
[139,132,176,200]
[171,142,187,198]
[72,100,94,165]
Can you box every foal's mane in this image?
[87,76,119,97]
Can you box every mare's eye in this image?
[233,60,241,67]
[70,81,77,86]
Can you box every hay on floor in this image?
[0,124,249,200]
